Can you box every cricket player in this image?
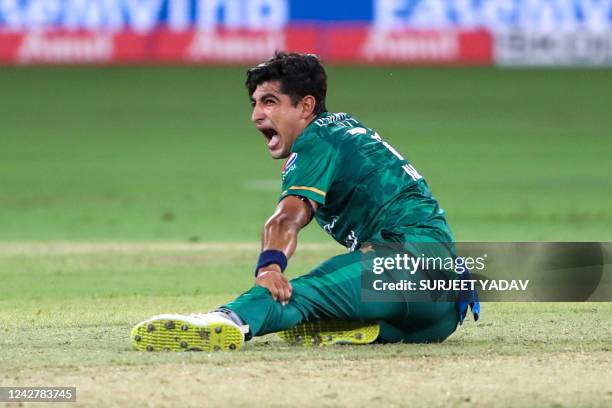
[131,52,478,352]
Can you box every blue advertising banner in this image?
[1,0,612,32]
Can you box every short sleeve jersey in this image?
[280,112,452,251]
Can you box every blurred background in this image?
[1,0,611,243]
[2,0,612,65]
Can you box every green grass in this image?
[1,245,611,407]
[0,67,611,241]
[1,67,611,406]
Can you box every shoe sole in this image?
[277,320,379,346]
[131,317,244,352]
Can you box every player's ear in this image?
[299,95,316,119]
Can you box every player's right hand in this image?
[256,266,292,304]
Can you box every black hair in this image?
[246,51,327,115]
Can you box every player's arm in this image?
[255,195,318,303]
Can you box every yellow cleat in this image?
[277,320,379,346]
[131,313,245,352]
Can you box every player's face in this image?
[250,81,309,159]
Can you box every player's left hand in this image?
[256,266,292,304]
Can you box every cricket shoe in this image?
[277,320,379,346]
[131,313,246,352]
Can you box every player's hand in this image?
[256,265,292,304]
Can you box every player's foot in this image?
[277,320,379,346]
[131,313,245,352]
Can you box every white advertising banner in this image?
[495,30,612,66]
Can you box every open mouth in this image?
[259,127,280,150]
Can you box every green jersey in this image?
[280,112,452,251]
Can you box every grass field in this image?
[1,67,611,407]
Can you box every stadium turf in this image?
[1,67,611,241]
[1,244,611,406]
[1,67,611,407]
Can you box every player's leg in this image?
[130,250,385,352]
[269,271,460,345]
[376,301,459,343]
[131,247,460,350]
[223,250,406,338]
[270,249,461,345]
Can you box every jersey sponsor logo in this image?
[323,216,339,234]
[282,152,298,171]
[345,230,358,252]
[281,152,298,180]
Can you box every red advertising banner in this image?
[326,28,492,64]
[0,27,493,65]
